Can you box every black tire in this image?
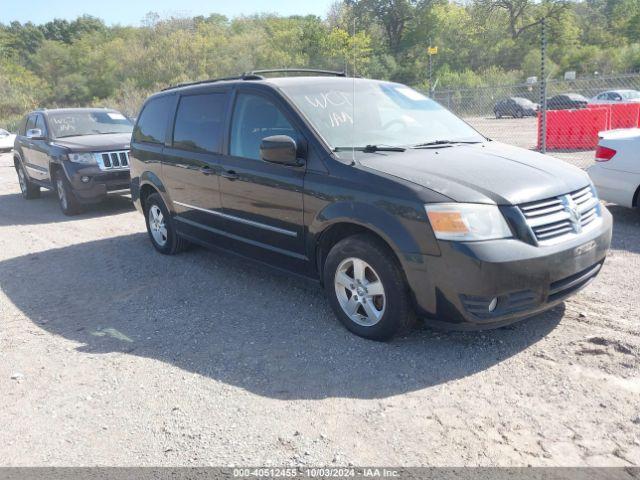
[144,192,188,255]
[495,111,502,119]
[15,161,40,199]
[323,234,415,341]
[515,109,524,118]
[53,171,81,216]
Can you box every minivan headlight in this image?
[68,152,97,165]
[425,203,512,241]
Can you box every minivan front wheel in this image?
[324,234,415,341]
[144,192,188,255]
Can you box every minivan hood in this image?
[358,141,590,205]
[51,133,131,152]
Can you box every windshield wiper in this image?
[333,144,406,153]
[412,140,482,148]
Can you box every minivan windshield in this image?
[278,79,484,152]
[48,110,133,139]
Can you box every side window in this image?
[172,93,227,154]
[35,115,47,136]
[610,93,622,101]
[597,93,607,100]
[133,95,173,145]
[230,93,297,161]
[25,115,37,132]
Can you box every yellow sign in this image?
[428,46,438,55]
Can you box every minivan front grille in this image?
[96,150,130,171]
[519,186,600,245]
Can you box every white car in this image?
[0,128,16,152]
[588,128,640,208]
[590,89,640,104]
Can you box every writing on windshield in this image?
[280,79,484,151]
[48,111,133,138]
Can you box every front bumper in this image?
[62,162,131,203]
[404,206,612,330]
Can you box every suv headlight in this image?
[68,152,97,165]
[425,203,512,241]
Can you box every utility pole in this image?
[539,19,548,154]
[427,40,438,97]
[428,39,433,94]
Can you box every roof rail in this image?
[161,73,265,91]
[248,68,346,77]
[161,68,347,92]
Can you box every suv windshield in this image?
[48,110,133,138]
[278,79,484,152]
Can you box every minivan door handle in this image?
[221,170,238,181]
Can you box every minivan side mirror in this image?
[26,128,45,140]
[260,135,300,166]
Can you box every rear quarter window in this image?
[133,95,173,145]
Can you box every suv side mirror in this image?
[260,135,300,166]
[26,128,45,140]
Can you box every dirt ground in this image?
[0,150,638,467]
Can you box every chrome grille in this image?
[519,186,601,245]
[96,150,130,171]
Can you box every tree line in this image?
[1,0,638,130]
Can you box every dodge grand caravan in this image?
[130,70,612,340]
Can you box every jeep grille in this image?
[96,150,130,171]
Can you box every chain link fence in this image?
[432,73,640,170]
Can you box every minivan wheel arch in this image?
[138,171,173,213]
[314,221,407,285]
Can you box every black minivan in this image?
[130,70,612,340]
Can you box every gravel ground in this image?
[0,150,639,467]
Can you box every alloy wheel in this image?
[334,257,386,327]
[17,167,27,194]
[149,204,168,247]
[56,178,68,210]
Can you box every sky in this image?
[1,0,337,26]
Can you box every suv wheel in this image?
[144,193,188,255]
[54,173,81,216]
[324,234,415,341]
[15,162,40,199]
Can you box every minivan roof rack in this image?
[161,73,265,91]
[247,68,346,77]
[161,68,347,92]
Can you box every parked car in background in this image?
[547,93,589,110]
[590,89,640,105]
[494,97,538,118]
[13,108,133,215]
[130,70,611,341]
[588,128,640,208]
[0,128,16,152]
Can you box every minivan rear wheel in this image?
[144,193,188,255]
[324,234,415,341]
